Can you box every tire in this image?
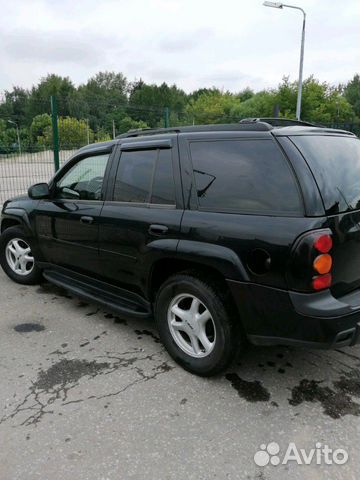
[0,226,42,285]
[155,273,239,376]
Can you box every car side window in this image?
[56,153,109,201]
[189,139,302,215]
[113,148,175,205]
[151,149,176,205]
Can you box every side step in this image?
[43,268,152,320]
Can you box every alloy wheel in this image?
[167,294,216,358]
[5,238,34,276]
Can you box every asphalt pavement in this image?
[1,270,360,480]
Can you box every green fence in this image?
[0,94,359,204]
[0,95,172,203]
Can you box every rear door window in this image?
[113,150,155,203]
[189,139,302,215]
[151,149,176,205]
[113,148,175,205]
[290,135,360,214]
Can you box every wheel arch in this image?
[0,210,32,235]
[148,242,248,304]
[149,258,228,300]
[0,217,22,234]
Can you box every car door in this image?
[35,148,113,276]
[98,137,183,295]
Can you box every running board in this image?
[43,268,152,320]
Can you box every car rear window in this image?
[189,139,302,215]
[290,135,360,214]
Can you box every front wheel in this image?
[155,273,239,376]
[0,226,42,285]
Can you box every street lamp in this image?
[263,1,306,120]
[7,120,22,154]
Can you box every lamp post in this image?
[263,1,306,120]
[7,120,22,154]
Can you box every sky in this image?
[0,0,359,94]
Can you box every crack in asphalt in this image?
[0,350,173,427]
[63,360,174,405]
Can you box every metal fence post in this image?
[50,95,60,172]
[163,107,170,128]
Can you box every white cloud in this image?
[0,0,359,93]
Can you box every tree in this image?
[0,119,30,152]
[75,71,128,131]
[237,88,255,103]
[30,114,52,142]
[310,91,356,124]
[344,74,360,119]
[0,87,30,127]
[116,116,149,134]
[185,90,241,124]
[94,129,111,143]
[231,91,276,119]
[1,70,359,152]
[38,117,94,149]
[27,74,75,119]
[187,88,221,102]
[128,81,187,127]
[269,76,357,123]
[0,118,16,153]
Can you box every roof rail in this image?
[117,127,181,138]
[240,117,319,127]
[117,123,273,139]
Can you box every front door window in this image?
[56,154,109,201]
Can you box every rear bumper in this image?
[227,280,360,349]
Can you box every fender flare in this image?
[175,240,249,281]
[143,238,249,299]
[1,208,33,235]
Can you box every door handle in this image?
[148,224,169,236]
[80,216,94,225]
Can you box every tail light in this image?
[312,273,332,290]
[314,234,332,253]
[312,234,333,290]
[288,229,334,292]
[313,253,332,275]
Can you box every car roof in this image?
[271,125,356,136]
[79,120,355,152]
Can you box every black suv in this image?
[2,120,360,376]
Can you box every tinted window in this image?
[151,149,175,205]
[113,150,156,203]
[189,140,301,214]
[113,149,175,205]
[290,135,360,214]
[56,153,109,200]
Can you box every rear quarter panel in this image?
[179,211,325,288]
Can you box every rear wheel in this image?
[0,226,42,285]
[155,273,239,376]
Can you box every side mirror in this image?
[28,183,50,199]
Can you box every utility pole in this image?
[163,107,170,128]
[86,119,90,144]
[50,95,60,172]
